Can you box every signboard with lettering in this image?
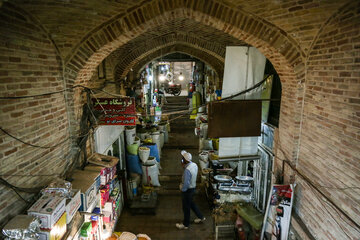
[92,97,136,126]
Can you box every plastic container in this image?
[126,154,142,174]
[126,143,139,155]
[151,133,161,155]
[142,143,160,162]
[142,164,160,187]
[199,151,209,162]
[129,179,137,197]
[144,156,157,166]
[138,147,150,163]
[134,136,140,146]
[125,127,136,144]
[160,132,165,148]
[138,132,150,141]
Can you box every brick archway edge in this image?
[64,0,306,163]
[115,42,225,81]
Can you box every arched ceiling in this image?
[106,18,246,79]
[128,44,225,80]
[10,0,346,60]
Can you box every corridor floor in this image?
[115,96,214,239]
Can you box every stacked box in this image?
[27,195,66,229]
[38,213,67,240]
[65,189,81,224]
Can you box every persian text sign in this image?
[99,116,136,126]
[92,97,136,126]
[92,97,136,114]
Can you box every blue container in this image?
[126,154,142,174]
[141,143,160,162]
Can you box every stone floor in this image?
[115,96,214,239]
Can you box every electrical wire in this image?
[0,177,44,204]
[0,127,70,149]
[272,149,360,230]
[0,85,86,99]
[306,180,359,239]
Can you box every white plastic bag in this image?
[142,164,160,187]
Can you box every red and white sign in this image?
[92,97,136,126]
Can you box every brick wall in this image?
[65,3,304,166]
[0,4,70,225]
[0,0,359,237]
[292,2,360,238]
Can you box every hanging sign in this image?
[99,116,136,126]
[92,97,136,114]
[261,184,294,240]
[92,97,136,126]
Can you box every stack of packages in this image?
[27,178,80,240]
[2,215,41,240]
[81,153,122,237]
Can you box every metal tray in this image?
[235,176,254,182]
[214,175,232,182]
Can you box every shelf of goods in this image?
[70,161,123,240]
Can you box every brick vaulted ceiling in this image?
[108,18,247,80]
[9,0,346,77]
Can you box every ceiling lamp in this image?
[178,72,184,81]
[159,75,166,81]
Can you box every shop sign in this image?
[92,97,136,126]
[92,97,136,114]
[99,116,136,126]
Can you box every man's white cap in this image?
[181,150,192,162]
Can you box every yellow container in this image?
[212,138,219,150]
[143,138,153,144]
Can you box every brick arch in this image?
[66,0,305,82]
[113,42,225,81]
[127,44,223,80]
[65,0,306,161]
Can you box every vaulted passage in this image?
[0,1,359,239]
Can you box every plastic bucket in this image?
[158,124,166,132]
[129,179,137,198]
[199,151,209,162]
[125,127,136,144]
[151,133,161,155]
[200,123,208,138]
[127,143,139,155]
[164,130,169,143]
[160,132,165,148]
[143,156,157,166]
[199,159,209,170]
[138,132,150,141]
[134,136,141,146]
[138,147,150,163]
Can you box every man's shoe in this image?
[194,217,206,224]
[176,223,189,230]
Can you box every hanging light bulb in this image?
[159,75,166,81]
[178,72,184,81]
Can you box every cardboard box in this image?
[38,213,67,240]
[66,189,81,224]
[28,195,66,229]
[71,169,100,212]
[79,182,97,212]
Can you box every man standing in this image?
[176,150,206,230]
